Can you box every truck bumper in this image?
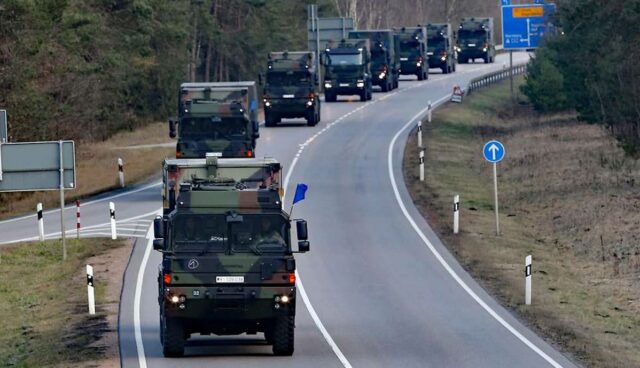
[399,61,421,75]
[265,99,314,118]
[428,56,447,69]
[458,50,488,60]
[326,85,366,96]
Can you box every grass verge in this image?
[403,76,640,367]
[0,122,174,219]
[0,238,130,367]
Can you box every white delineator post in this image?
[453,195,460,234]
[417,120,423,148]
[76,200,81,239]
[118,158,125,188]
[109,202,117,240]
[87,265,95,315]
[427,100,432,123]
[419,150,425,182]
[37,203,45,241]
[525,255,532,305]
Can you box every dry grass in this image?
[0,122,174,218]
[0,238,129,367]
[403,77,640,368]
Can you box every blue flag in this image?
[292,183,308,205]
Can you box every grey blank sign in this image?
[0,141,75,192]
[0,110,6,143]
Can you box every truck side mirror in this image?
[296,219,308,241]
[169,118,177,139]
[298,240,310,253]
[153,216,164,239]
[153,239,164,251]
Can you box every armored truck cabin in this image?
[393,26,429,81]
[262,51,320,127]
[170,82,260,159]
[323,39,373,102]
[348,30,399,92]
[456,17,495,64]
[426,23,456,74]
[153,180,310,357]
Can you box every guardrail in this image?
[466,63,527,95]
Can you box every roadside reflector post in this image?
[76,200,81,239]
[37,203,45,241]
[419,150,425,182]
[453,195,460,234]
[525,255,532,305]
[118,158,125,188]
[87,265,95,315]
[417,120,423,148]
[109,202,117,240]
[427,100,432,123]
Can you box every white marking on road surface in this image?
[134,221,159,368]
[387,96,565,368]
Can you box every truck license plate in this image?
[400,57,409,61]
[339,83,349,87]
[427,52,434,56]
[282,94,295,98]
[468,43,476,47]
[216,276,244,283]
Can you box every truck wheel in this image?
[441,66,448,74]
[306,111,318,126]
[484,56,489,64]
[265,112,277,127]
[417,68,424,81]
[366,88,373,100]
[381,80,389,92]
[393,76,399,89]
[162,316,186,357]
[325,92,336,103]
[272,316,294,356]
[453,62,456,72]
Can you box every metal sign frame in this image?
[0,109,7,143]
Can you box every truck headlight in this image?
[378,72,386,79]
[356,81,365,88]
[170,295,179,304]
[483,48,487,52]
[324,82,332,89]
[416,61,422,67]
[264,101,271,107]
[441,56,446,61]
[306,100,313,106]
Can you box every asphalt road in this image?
[0,53,580,368]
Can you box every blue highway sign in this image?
[483,140,505,163]
[501,3,556,50]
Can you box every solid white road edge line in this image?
[387,96,564,368]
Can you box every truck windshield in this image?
[180,117,248,141]
[171,214,227,253]
[267,71,311,86]
[230,214,289,253]
[328,53,363,65]
[399,39,421,56]
[427,37,446,51]
[459,30,486,44]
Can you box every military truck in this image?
[169,82,260,159]
[322,39,373,102]
[348,30,400,92]
[426,23,456,74]
[393,26,429,81]
[162,155,283,215]
[261,51,320,127]
[153,157,310,357]
[456,17,495,64]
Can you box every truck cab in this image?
[261,51,320,127]
[322,39,373,102]
[348,30,400,92]
[170,82,260,158]
[426,23,456,74]
[393,26,429,81]
[456,17,496,64]
[153,179,309,357]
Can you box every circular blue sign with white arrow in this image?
[483,140,505,163]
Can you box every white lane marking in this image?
[0,181,161,225]
[387,98,564,368]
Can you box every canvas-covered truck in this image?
[162,155,283,215]
[261,51,320,127]
[169,82,260,158]
[348,30,400,92]
[426,23,456,74]
[456,17,495,64]
[322,39,373,102]
[152,168,310,357]
[393,26,429,81]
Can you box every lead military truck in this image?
[169,82,260,158]
[262,51,320,127]
[154,155,310,357]
[426,23,456,74]
[348,29,400,92]
[323,39,373,102]
[393,26,429,81]
[456,17,496,64]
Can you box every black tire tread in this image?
[162,317,185,357]
[272,316,294,356]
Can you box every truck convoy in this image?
[169,82,260,159]
[262,51,321,127]
[393,26,429,81]
[348,30,399,92]
[426,23,456,74]
[323,39,373,102]
[456,17,495,64]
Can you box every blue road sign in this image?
[501,3,556,49]
[483,140,505,163]
[501,0,511,5]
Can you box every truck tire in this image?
[442,65,449,74]
[484,56,489,64]
[325,92,337,103]
[162,316,185,357]
[366,87,373,100]
[360,89,367,102]
[452,62,456,72]
[393,75,399,89]
[265,112,277,127]
[417,68,424,81]
[272,316,294,356]
[306,110,318,126]
[381,80,390,92]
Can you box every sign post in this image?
[483,140,505,236]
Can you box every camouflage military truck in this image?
[456,17,495,64]
[322,39,373,102]
[162,155,282,215]
[169,82,260,158]
[153,159,310,357]
[393,26,429,81]
[426,23,456,74]
[348,30,400,92]
[261,51,320,127]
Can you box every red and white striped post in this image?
[76,200,81,239]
